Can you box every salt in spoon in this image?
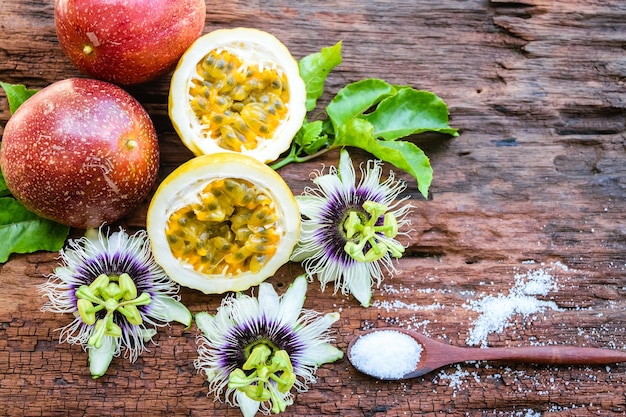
[347,328,626,380]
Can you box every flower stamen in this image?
[228,342,297,413]
[75,273,152,349]
[343,200,405,263]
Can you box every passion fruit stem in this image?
[124,139,138,150]
[82,44,94,55]
[76,273,152,349]
[343,200,405,263]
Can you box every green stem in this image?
[270,146,334,170]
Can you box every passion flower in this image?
[39,228,192,378]
[194,275,343,416]
[168,28,306,163]
[146,152,300,294]
[291,149,413,307]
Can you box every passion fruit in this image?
[168,28,306,163]
[55,0,207,85]
[146,153,300,294]
[0,78,159,229]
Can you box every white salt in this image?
[349,330,423,380]
[466,266,561,347]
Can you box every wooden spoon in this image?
[347,328,626,380]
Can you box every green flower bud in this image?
[271,350,293,373]
[343,211,363,239]
[381,212,399,238]
[133,292,152,306]
[363,200,387,220]
[275,370,296,394]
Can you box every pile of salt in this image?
[349,330,423,380]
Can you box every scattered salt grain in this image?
[349,330,423,380]
[438,365,470,392]
[373,299,444,313]
[466,266,561,347]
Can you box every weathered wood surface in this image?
[1,0,625,416]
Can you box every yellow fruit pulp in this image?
[165,178,280,276]
[189,49,290,153]
[147,152,300,294]
[169,28,306,164]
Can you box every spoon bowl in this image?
[347,328,626,380]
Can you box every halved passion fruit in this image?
[146,153,300,294]
[169,28,306,163]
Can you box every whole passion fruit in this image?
[0,78,159,229]
[55,0,207,85]
[146,152,300,294]
[168,28,306,163]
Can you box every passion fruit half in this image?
[168,28,306,163]
[146,153,300,294]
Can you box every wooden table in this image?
[1,1,625,416]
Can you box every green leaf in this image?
[333,119,433,198]
[1,82,37,195]
[298,41,342,112]
[363,87,459,140]
[0,173,8,197]
[295,120,328,154]
[0,197,69,263]
[326,78,396,130]
[0,82,38,114]
[275,43,459,196]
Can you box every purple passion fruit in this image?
[55,0,207,85]
[0,78,159,229]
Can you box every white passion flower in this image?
[194,275,343,416]
[39,228,192,378]
[291,148,413,307]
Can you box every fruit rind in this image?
[146,152,300,294]
[169,28,306,163]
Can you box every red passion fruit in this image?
[0,78,159,229]
[54,0,207,85]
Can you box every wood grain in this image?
[1,0,625,416]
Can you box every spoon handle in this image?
[457,345,626,366]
